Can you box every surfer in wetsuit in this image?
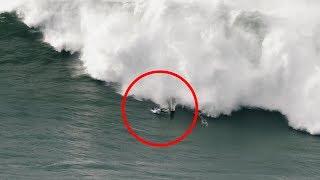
[199,111,208,127]
[167,97,176,119]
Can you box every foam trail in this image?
[1,0,320,134]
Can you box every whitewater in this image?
[1,0,320,134]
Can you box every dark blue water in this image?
[1,13,320,179]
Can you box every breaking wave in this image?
[1,0,320,134]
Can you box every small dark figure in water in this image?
[151,107,175,119]
[151,98,176,118]
[199,111,208,127]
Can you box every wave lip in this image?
[2,0,320,134]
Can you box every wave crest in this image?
[2,0,320,134]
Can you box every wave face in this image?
[2,0,320,134]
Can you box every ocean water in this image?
[1,12,320,180]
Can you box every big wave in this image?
[1,0,320,134]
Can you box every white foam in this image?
[2,0,320,134]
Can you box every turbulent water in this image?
[1,6,320,180]
[1,0,320,134]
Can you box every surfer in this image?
[199,111,208,127]
[151,98,176,117]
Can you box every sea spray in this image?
[1,0,320,134]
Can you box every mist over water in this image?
[1,0,320,134]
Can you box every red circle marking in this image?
[121,70,199,148]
